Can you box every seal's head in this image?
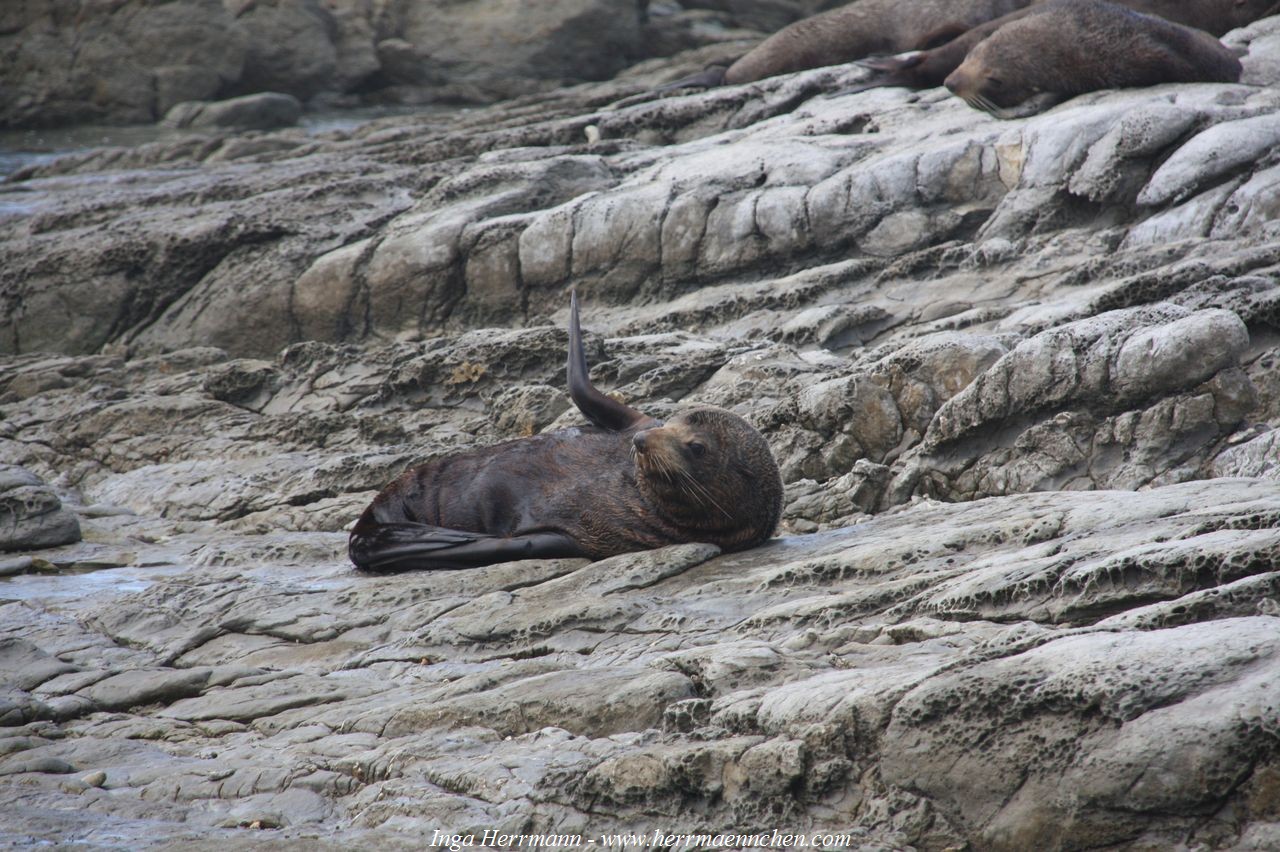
[631,406,783,551]
[943,34,1060,118]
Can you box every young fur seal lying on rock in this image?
[349,293,783,572]
[942,0,1244,118]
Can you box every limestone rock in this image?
[2,13,1280,850]
[161,93,303,130]
[399,0,645,97]
[0,0,245,128]
[0,466,80,551]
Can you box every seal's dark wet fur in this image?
[661,0,1030,90]
[349,294,783,572]
[944,0,1244,117]
[858,0,1271,96]
[662,0,1275,100]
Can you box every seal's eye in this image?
[687,441,707,459]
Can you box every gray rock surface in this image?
[162,93,303,131]
[2,12,1280,851]
[0,465,80,551]
[0,0,247,128]
[0,0,766,129]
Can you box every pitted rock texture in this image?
[3,11,1280,852]
[0,465,80,551]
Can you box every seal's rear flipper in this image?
[567,290,660,432]
[657,65,727,92]
[857,52,924,73]
[844,52,929,93]
[349,522,584,571]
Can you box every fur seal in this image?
[858,0,1273,94]
[943,0,1244,118]
[666,0,1275,93]
[662,0,1033,89]
[348,293,783,571]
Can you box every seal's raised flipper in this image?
[349,521,584,572]
[657,65,728,92]
[567,290,659,432]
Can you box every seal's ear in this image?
[568,290,659,432]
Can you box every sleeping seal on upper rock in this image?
[661,0,1033,89]
[664,0,1272,94]
[858,0,1264,97]
[942,0,1244,118]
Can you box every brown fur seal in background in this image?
[859,0,1274,92]
[662,0,1034,89]
[665,0,1276,93]
[858,0,1274,93]
[943,0,1244,118]
[348,293,783,571]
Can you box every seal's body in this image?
[349,294,783,571]
[860,0,1269,94]
[663,0,1031,89]
[668,0,1273,93]
[944,0,1243,117]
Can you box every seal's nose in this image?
[633,431,648,451]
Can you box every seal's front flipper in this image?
[857,52,924,74]
[349,522,584,572]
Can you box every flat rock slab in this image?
[0,479,1278,848]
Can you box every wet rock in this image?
[487,384,571,437]
[882,618,1280,851]
[160,673,375,724]
[0,466,80,551]
[0,0,245,128]
[1,14,1280,850]
[0,689,56,727]
[1213,428,1280,478]
[161,93,303,131]
[76,669,213,714]
[202,359,281,411]
[401,0,646,97]
[0,556,32,576]
[228,0,344,100]
[1138,112,1280,207]
[0,755,76,776]
[0,640,80,692]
